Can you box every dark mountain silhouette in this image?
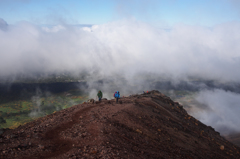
[0,90,240,158]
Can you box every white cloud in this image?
[42,25,66,32]
[0,19,240,83]
[190,89,240,135]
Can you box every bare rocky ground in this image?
[0,90,240,159]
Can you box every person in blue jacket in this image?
[114,91,120,103]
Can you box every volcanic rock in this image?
[0,90,240,159]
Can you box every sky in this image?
[0,0,240,26]
[1,0,240,135]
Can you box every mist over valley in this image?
[1,74,240,138]
[1,13,240,141]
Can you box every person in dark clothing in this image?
[97,90,102,101]
[114,91,120,103]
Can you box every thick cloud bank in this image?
[189,89,240,135]
[0,19,240,82]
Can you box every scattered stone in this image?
[87,99,95,104]
[136,129,142,134]
[220,145,224,150]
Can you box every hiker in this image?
[97,90,102,101]
[114,91,120,103]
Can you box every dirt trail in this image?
[27,105,97,159]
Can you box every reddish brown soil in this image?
[1,90,240,159]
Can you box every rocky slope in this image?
[0,90,240,159]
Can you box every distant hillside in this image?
[0,72,88,84]
[0,90,239,158]
[225,133,240,147]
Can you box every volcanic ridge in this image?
[0,90,240,159]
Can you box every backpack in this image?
[113,92,116,97]
[115,91,120,98]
